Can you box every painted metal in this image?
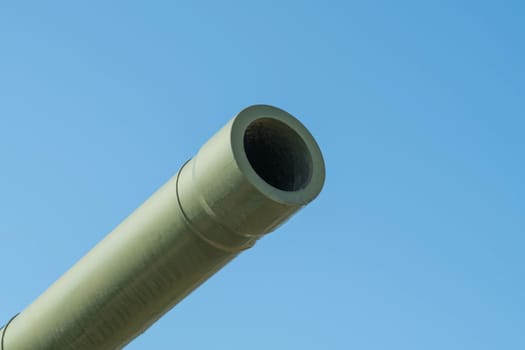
[1,105,325,349]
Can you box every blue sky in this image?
[1,1,523,349]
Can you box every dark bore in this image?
[244,118,312,191]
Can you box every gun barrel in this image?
[1,105,325,349]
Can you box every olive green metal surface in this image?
[0,105,325,349]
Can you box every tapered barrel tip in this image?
[231,104,326,206]
[188,104,326,239]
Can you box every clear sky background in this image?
[0,1,523,349]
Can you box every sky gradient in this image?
[1,1,524,349]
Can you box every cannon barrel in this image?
[0,105,325,349]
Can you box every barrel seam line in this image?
[1,313,19,350]
[175,159,254,253]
